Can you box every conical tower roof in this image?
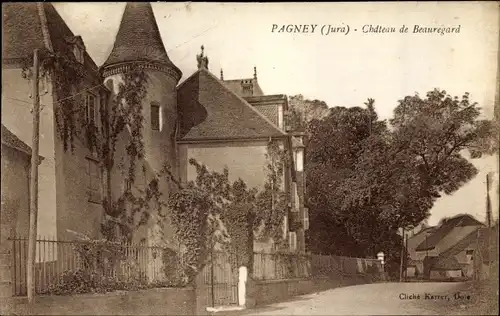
[102,2,181,80]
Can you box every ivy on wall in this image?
[31,52,151,241]
[23,51,88,152]
[255,140,290,246]
[159,139,290,281]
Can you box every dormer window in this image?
[73,45,84,64]
[65,36,86,64]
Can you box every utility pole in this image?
[404,235,408,281]
[486,173,492,228]
[27,48,41,304]
[399,227,405,282]
[486,172,493,278]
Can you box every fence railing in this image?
[253,251,383,281]
[10,237,167,296]
[9,237,383,296]
[253,252,311,280]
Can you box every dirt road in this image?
[233,282,495,315]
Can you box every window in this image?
[86,94,97,124]
[303,208,309,230]
[283,215,288,239]
[151,103,160,131]
[278,105,284,129]
[73,45,84,64]
[292,182,299,212]
[86,158,101,203]
[466,250,474,255]
[289,232,297,252]
[125,178,132,192]
[296,149,303,172]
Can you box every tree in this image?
[306,104,386,256]
[306,89,497,266]
[287,95,330,132]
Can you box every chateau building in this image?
[1,2,308,255]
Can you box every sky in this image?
[53,2,499,226]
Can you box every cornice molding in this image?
[102,61,182,82]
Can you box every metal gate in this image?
[202,250,239,306]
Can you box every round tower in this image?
[101,3,182,249]
[102,2,182,177]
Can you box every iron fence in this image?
[10,237,167,296]
[9,237,384,297]
[200,250,239,306]
[253,251,311,280]
[253,252,383,281]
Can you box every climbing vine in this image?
[158,139,290,281]
[255,140,290,245]
[33,52,150,241]
[21,51,88,152]
[94,63,149,242]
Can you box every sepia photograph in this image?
[1,2,499,315]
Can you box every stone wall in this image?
[1,287,196,316]
[248,274,374,307]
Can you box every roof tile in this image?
[1,124,32,155]
[415,214,483,251]
[2,3,99,74]
[102,2,180,77]
[177,69,286,141]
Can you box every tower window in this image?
[151,103,160,131]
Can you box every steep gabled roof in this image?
[407,226,436,259]
[101,2,181,79]
[438,227,485,260]
[2,3,47,61]
[177,68,287,141]
[3,3,98,73]
[416,214,483,251]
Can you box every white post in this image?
[238,266,248,307]
[377,251,385,280]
